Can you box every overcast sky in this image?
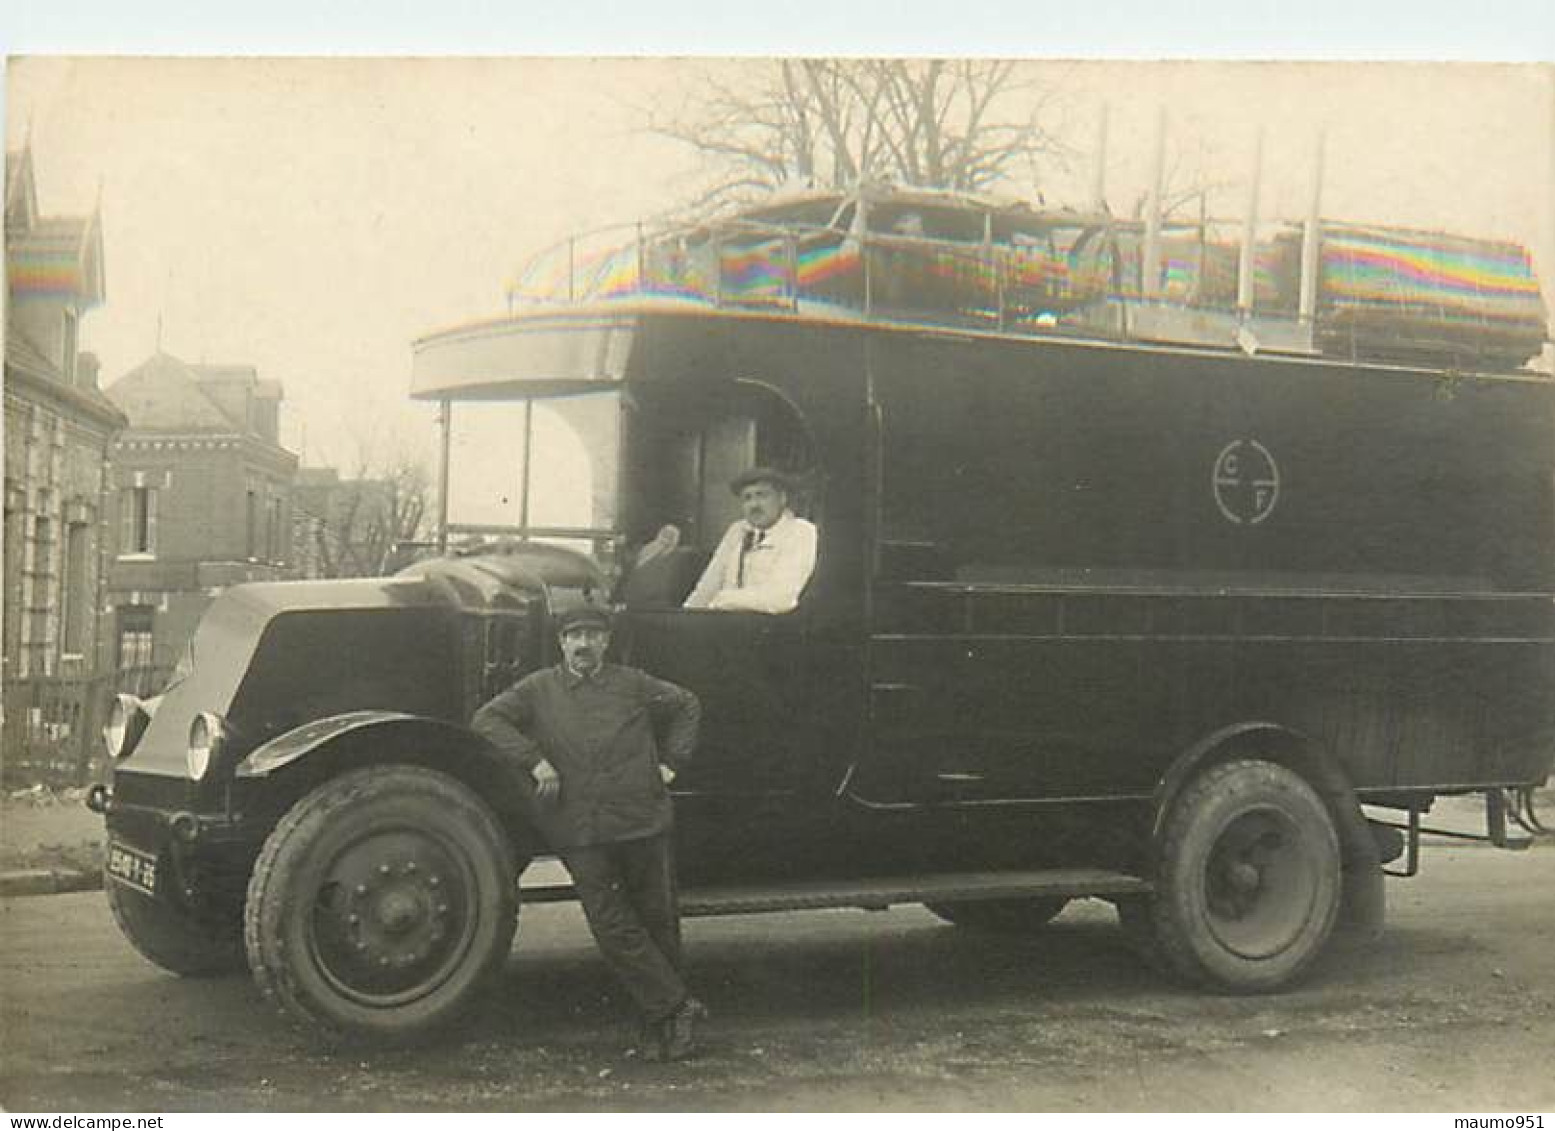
[8,58,1553,480]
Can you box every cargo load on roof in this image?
[509,184,1549,373]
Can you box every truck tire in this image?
[106,877,245,977]
[245,765,518,1043]
[924,897,1069,932]
[1152,759,1341,992]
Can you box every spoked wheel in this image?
[924,897,1070,933]
[1152,759,1340,992]
[245,765,518,1043]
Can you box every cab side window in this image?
[620,381,818,610]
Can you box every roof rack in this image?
[506,185,1550,374]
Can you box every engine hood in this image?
[398,543,608,610]
[109,576,453,784]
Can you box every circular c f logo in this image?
[1213,439,1280,525]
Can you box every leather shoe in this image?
[662,997,708,1061]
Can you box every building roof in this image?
[4,329,60,377]
[5,145,106,309]
[105,352,297,465]
[5,147,37,229]
[189,363,259,384]
[185,364,284,406]
[4,331,127,429]
[106,352,254,433]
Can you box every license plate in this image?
[107,842,158,897]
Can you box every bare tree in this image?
[296,441,430,579]
[1129,131,1239,222]
[648,59,1071,210]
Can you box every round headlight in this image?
[187,712,226,781]
[104,694,148,760]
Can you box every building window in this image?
[29,515,55,673]
[3,483,22,667]
[119,486,157,556]
[116,605,155,671]
[246,487,258,560]
[267,495,284,563]
[59,520,89,655]
[62,309,79,383]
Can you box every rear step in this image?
[520,867,1151,917]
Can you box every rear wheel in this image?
[924,897,1070,933]
[106,878,245,977]
[245,765,518,1043]
[1152,759,1341,992]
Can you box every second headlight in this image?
[187,712,227,781]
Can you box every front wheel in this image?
[924,897,1070,933]
[1151,759,1341,992]
[245,765,519,1043]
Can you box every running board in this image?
[519,867,1151,917]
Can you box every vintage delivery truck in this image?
[91,188,1555,1042]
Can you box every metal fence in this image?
[1,665,173,788]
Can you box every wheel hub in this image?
[1226,860,1262,894]
[373,886,427,936]
[309,829,476,1006]
[1202,807,1320,961]
[347,859,452,964]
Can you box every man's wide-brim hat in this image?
[729,466,796,496]
[555,604,612,634]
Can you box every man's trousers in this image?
[559,834,687,1022]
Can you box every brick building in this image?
[3,144,128,784]
[104,353,298,669]
[3,144,125,682]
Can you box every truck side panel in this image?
[860,625,1555,805]
[861,334,1555,805]
[871,335,1554,591]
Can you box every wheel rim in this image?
[307,824,481,1008]
[1201,805,1322,961]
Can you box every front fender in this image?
[236,711,478,778]
[234,711,544,862]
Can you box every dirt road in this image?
[1,842,1552,1112]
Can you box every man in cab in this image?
[683,467,817,614]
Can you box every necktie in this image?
[737,529,757,585]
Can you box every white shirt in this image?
[683,511,818,614]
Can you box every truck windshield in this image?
[445,390,620,544]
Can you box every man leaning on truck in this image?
[472,604,707,1061]
[683,466,817,613]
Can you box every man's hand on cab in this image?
[532,758,562,803]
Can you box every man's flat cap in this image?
[555,604,612,634]
[729,466,796,495]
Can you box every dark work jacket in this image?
[472,663,700,849]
